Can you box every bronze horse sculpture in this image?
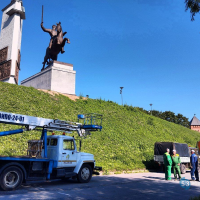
[41,22,70,71]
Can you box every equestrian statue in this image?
[40,6,70,71]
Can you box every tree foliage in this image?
[185,0,200,21]
[138,109,190,128]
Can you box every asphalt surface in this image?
[0,171,199,200]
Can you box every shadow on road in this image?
[0,173,199,200]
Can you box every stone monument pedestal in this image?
[21,61,76,95]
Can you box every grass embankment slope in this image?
[0,81,199,173]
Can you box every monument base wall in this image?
[21,61,76,95]
[3,76,16,84]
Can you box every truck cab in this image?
[45,135,96,176]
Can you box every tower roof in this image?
[190,116,200,126]
[2,0,25,20]
[11,0,23,4]
[2,0,23,12]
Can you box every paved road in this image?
[0,171,199,200]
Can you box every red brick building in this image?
[190,115,200,132]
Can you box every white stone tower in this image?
[0,0,25,84]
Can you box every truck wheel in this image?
[0,166,23,191]
[77,164,92,183]
[180,164,186,174]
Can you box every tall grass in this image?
[0,81,199,172]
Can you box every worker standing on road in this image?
[163,148,172,180]
[190,150,199,181]
[171,150,181,181]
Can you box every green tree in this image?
[151,110,162,118]
[161,111,176,123]
[126,107,190,128]
[176,113,190,128]
[136,107,149,114]
[185,0,200,21]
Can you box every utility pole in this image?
[150,104,153,115]
[120,87,124,105]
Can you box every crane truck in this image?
[0,111,102,191]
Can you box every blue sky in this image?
[0,0,200,120]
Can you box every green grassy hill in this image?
[0,81,199,173]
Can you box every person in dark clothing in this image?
[190,150,199,181]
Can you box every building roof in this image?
[190,116,200,126]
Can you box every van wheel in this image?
[162,164,165,172]
[77,164,92,183]
[0,166,23,191]
[180,164,186,174]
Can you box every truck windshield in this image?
[63,140,74,150]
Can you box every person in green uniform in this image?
[163,148,172,180]
[171,150,181,180]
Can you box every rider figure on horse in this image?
[41,22,70,70]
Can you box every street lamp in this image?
[120,87,124,105]
[149,104,153,115]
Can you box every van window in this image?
[47,139,50,145]
[63,140,75,150]
[50,139,57,146]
